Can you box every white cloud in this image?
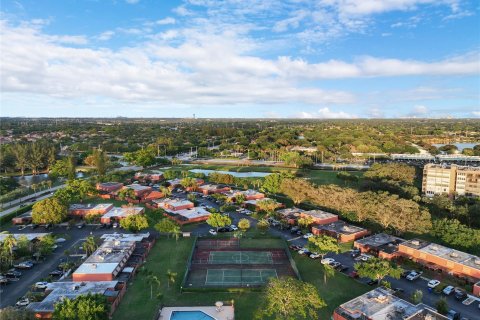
[125,0,140,4]
[472,111,480,117]
[96,31,115,41]
[404,105,429,117]
[173,5,193,16]
[156,17,176,25]
[295,107,357,119]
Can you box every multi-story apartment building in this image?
[422,164,480,197]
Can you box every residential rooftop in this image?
[401,239,480,271]
[315,221,366,235]
[0,233,50,242]
[276,207,305,216]
[172,207,211,220]
[124,184,151,192]
[302,209,337,220]
[356,233,405,248]
[155,198,194,208]
[101,206,144,219]
[27,281,119,313]
[69,203,113,211]
[100,232,150,242]
[336,287,447,320]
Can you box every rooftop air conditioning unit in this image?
[91,263,97,269]
[450,252,458,258]
[411,240,420,246]
[474,259,480,265]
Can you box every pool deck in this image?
[159,306,234,320]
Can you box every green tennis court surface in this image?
[208,251,273,264]
[205,269,278,285]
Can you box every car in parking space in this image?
[367,279,379,286]
[401,269,414,278]
[454,288,467,301]
[217,227,232,233]
[76,222,85,229]
[230,225,238,231]
[427,279,441,288]
[406,271,422,281]
[289,245,301,251]
[49,270,64,277]
[349,270,359,278]
[303,233,313,239]
[321,257,335,265]
[350,249,361,258]
[112,222,119,228]
[298,248,311,255]
[5,269,22,278]
[330,261,342,269]
[14,260,34,269]
[309,253,321,259]
[16,298,30,307]
[0,276,9,285]
[35,282,49,289]
[335,264,349,272]
[208,229,217,236]
[447,310,461,320]
[443,285,455,295]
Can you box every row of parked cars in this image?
[289,245,350,271]
[208,225,239,235]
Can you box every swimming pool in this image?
[170,311,215,320]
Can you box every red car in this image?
[349,271,359,278]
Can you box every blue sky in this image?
[0,0,479,118]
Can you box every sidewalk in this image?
[0,184,65,218]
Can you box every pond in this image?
[189,169,271,178]
[433,143,479,152]
[13,172,84,187]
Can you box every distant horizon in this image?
[0,0,479,118]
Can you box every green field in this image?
[113,237,369,320]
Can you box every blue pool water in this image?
[170,311,215,320]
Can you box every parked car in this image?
[290,226,300,234]
[298,248,311,255]
[35,282,49,289]
[112,222,119,228]
[454,288,467,301]
[427,280,441,288]
[6,270,22,278]
[76,222,85,229]
[443,286,455,295]
[55,238,66,243]
[406,271,422,281]
[49,270,64,277]
[217,227,232,233]
[447,310,461,320]
[336,264,349,272]
[13,261,34,269]
[350,249,361,258]
[0,276,9,285]
[230,225,238,231]
[401,269,414,278]
[367,279,379,286]
[393,287,405,294]
[289,245,301,251]
[349,271,359,278]
[309,253,321,259]
[330,261,342,269]
[15,298,30,307]
[208,229,217,236]
[321,258,335,265]
[303,233,313,239]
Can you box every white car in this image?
[321,258,335,265]
[303,233,313,239]
[208,229,217,236]
[427,280,441,288]
[298,248,309,255]
[16,298,29,307]
[55,238,66,243]
[443,285,455,295]
[406,271,421,281]
[230,225,238,231]
[309,253,321,259]
[35,282,49,289]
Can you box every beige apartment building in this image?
[422,164,480,197]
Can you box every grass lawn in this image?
[113,237,262,320]
[114,236,369,320]
[292,252,370,319]
[303,170,363,189]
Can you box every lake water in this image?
[189,169,271,178]
[13,172,84,186]
[433,143,479,152]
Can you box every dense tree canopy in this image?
[53,293,108,320]
[32,198,68,224]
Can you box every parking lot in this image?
[0,223,121,308]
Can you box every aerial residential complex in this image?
[422,164,480,197]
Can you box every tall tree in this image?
[354,257,402,285]
[206,212,231,231]
[11,143,29,176]
[119,214,149,232]
[155,219,181,239]
[82,236,99,256]
[255,277,326,320]
[306,235,340,259]
[166,269,177,289]
[117,188,136,201]
[32,197,68,224]
[53,293,108,320]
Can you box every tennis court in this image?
[205,268,278,286]
[208,251,273,264]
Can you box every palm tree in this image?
[166,270,177,288]
[12,143,29,176]
[82,236,98,256]
[146,273,161,299]
[323,264,335,284]
[160,186,171,197]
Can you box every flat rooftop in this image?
[98,182,123,187]
[315,221,366,235]
[356,233,405,247]
[101,206,144,219]
[27,281,119,313]
[0,233,50,242]
[171,207,211,220]
[401,239,480,271]
[156,198,194,208]
[244,198,280,206]
[69,203,113,211]
[337,287,447,320]
[301,209,337,220]
[276,207,305,216]
[125,184,151,191]
[200,184,229,191]
[100,232,150,242]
